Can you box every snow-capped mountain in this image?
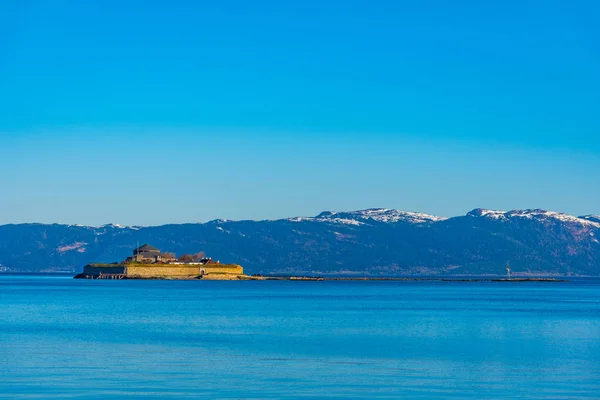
[468,208,600,228]
[0,207,599,276]
[66,223,142,234]
[288,208,446,225]
[580,215,600,225]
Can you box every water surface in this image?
[1,275,599,399]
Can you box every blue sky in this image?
[1,0,599,225]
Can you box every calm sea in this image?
[1,275,599,399]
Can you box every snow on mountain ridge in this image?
[337,208,447,223]
[44,209,600,229]
[469,209,600,228]
[289,208,446,225]
[65,223,140,229]
[208,219,231,224]
[580,215,600,224]
[62,223,142,235]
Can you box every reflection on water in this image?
[1,276,599,399]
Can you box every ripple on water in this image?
[1,276,599,399]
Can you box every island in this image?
[74,244,567,282]
[74,244,247,280]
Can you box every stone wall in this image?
[126,264,243,277]
[202,265,244,275]
[83,265,126,275]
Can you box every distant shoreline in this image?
[0,272,576,282]
[70,273,570,282]
[257,276,570,283]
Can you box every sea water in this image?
[1,275,599,399]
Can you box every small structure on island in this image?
[125,244,177,264]
[506,262,511,280]
[76,244,244,280]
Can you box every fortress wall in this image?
[126,264,243,277]
[83,265,126,275]
[203,265,244,275]
[126,265,201,277]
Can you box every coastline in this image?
[72,273,568,283]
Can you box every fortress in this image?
[75,244,244,280]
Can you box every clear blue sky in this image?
[1,0,599,225]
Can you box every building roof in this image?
[134,244,160,253]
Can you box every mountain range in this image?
[1,208,599,276]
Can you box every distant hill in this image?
[1,208,599,276]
